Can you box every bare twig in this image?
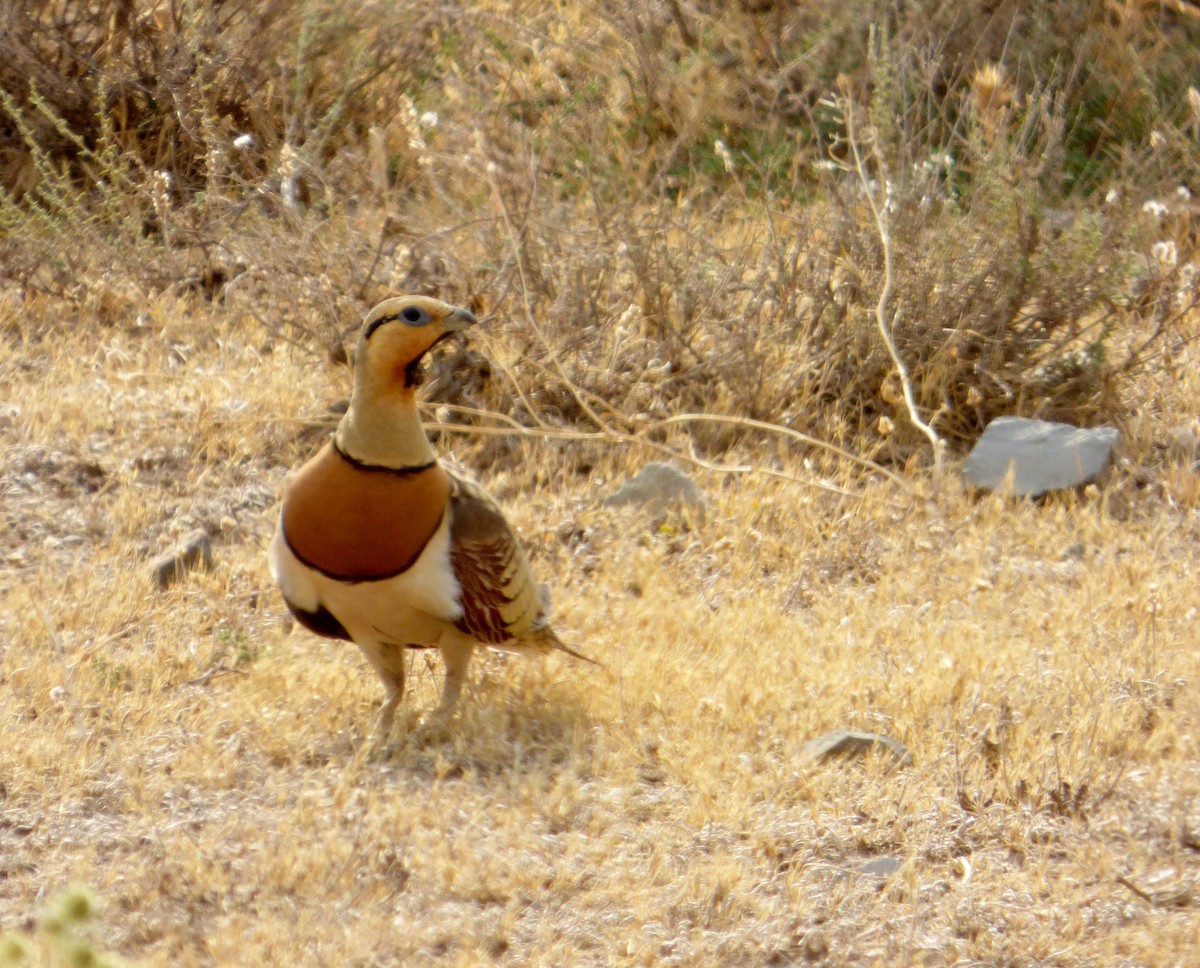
[355,214,397,299]
[181,665,245,688]
[1116,874,1195,908]
[470,326,552,431]
[480,143,618,436]
[657,413,908,488]
[245,307,330,359]
[423,399,908,497]
[431,417,859,496]
[842,81,945,478]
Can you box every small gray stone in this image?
[963,416,1120,497]
[150,529,213,589]
[833,855,906,882]
[602,462,706,520]
[802,729,911,766]
[857,856,905,879]
[1167,423,1200,463]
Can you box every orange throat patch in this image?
[282,442,450,581]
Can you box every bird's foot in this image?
[375,695,401,741]
[412,707,456,745]
[370,702,426,759]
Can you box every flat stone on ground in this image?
[963,416,1120,498]
[802,728,911,766]
[149,529,214,589]
[602,462,706,520]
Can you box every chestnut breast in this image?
[282,442,450,581]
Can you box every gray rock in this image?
[857,856,905,879]
[802,729,911,766]
[150,529,213,589]
[833,855,906,883]
[602,462,706,520]
[963,416,1120,497]
[1167,423,1200,463]
[1060,542,1086,560]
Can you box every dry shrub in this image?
[0,0,438,301]
[446,26,1198,455]
[0,0,432,193]
[1,0,1198,460]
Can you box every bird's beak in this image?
[443,307,478,332]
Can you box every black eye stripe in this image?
[363,314,399,340]
[363,306,430,339]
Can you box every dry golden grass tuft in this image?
[2,289,1200,965]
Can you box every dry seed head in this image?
[971,63,1013,121]
[970,63,1014,148]
[1188,86,1200,127]
[398,95,432,168]
[714,139,734,174]
[367,126,388,197]
[1152,240,1177,268]
[1142,199,1168,220]
[150,170,171,210]
[278,144,301,212]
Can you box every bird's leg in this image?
[419,638,475,737]
[356,641,407,740]
[376,677,404,740]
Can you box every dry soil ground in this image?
[2,294,1200,965]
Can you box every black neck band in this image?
[332,440,436,476]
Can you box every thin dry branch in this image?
[1116,874,1196,909]
[423,400,908,497]
[841,80,945,477]
[480,148,616,436]
[430,417,859,496]
[657,413,908,488]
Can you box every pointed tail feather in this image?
[527,626,601,666]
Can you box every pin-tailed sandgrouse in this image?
[269,295,590,735]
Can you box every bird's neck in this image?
[335,385,436,469]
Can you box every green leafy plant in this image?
[0,886,132,968]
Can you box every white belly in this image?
[268,513,464,646]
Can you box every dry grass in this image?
[3,1,1200,965]
[2,291,1200,965]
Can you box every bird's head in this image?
[355,295,478,392]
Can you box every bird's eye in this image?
[401,306,428,326]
